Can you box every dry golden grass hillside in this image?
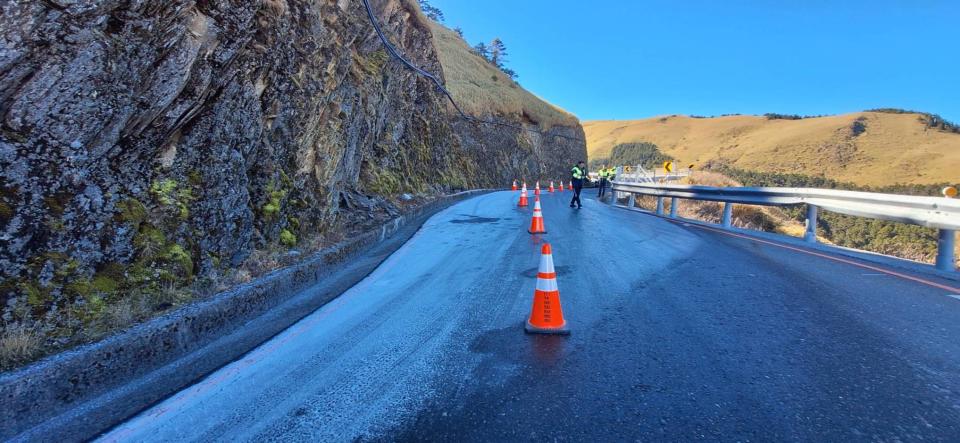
[584,112,960,186]
[427,21,578,130]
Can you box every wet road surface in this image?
[100,190,960,441]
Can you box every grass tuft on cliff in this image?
[427,21,578,130]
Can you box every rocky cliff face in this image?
[0,0,585,353]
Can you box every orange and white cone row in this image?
[525,243,569,334]
[528,199,546,234]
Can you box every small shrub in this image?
[116,198,147,224]
[280,229,297,247]
[150,179,192,219]
[850,117,867,137]
[593,142,673,170]
[866,108,960,133]
[162,244,194,278]
[0,326,42,370]
[764,113,804,120]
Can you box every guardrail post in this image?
[655,197,664,215]
[936,229,956,272]
[627,193,635,208]
[721,202,733,228]
[669,197,678,218]
[804,204,818,243]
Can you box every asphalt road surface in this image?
[99,190,960,442]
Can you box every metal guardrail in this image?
[615,165,692,183]
[609,181,960,272]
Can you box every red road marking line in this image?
[678,221,960,293]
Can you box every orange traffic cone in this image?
[518,185,528,207]
[528,198,547,234]
[512,180,518,191]
[549,181,555,193]
[535,181,541,196]
[558,181,565,191]
[525,243,569,334]
[568,180,573,190]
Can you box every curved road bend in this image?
[99,191,960,441]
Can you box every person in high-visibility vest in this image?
[597,165,609,198]
[570,161,587,209]
[606,166,616,182]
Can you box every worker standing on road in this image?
[597,165,608,198]
[570,161,587,209]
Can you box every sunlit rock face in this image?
[0,0,585,328]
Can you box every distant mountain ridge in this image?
[583,111,960,186]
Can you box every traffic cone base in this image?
[526,315,569,335]
[525,243,569,335]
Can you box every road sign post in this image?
[804,204,818,243]
[721,202,733,228]
[938,187,957,271]
[935,229,956,272]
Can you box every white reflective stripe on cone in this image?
[536,278,559,292]
[539,253,554,273]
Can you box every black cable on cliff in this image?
[361,0,584,142]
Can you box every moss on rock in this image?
[188,170,203,186]
[0,201,12,225]
[43,192,73,217]
[150,179,192,220]
[22,282,50,310]
[134,225,167,257]
[262,179,289,218]
[280,229,297,247]
[162,244,194,278]
[91,275,119,294]
[364,168,403,195]
[150,179,178,206]
[116,198,147,224]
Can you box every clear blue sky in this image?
[429,0,960,122]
